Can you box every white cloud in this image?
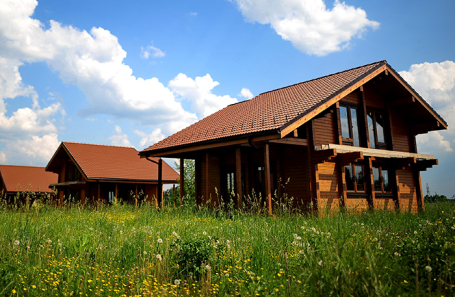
[141,45,165,59]
[1,134,60,166]
[0,152,6,163]
[238,88,254,99]
[135,128,165,149]
[399,61,455,153]
[108,125,133,147]
[231,0,379,56]
[169,73,238,118]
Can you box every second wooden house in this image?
[46,142,179,205]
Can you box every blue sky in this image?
[1,0,454,196]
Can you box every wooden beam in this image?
[180,158,184,204]
[115,183,118,201]
[97,182,100,206]
[205,152,210,204]
[307,121,318,213]
[293,129,298,137]
[359,88,370,148]
[336,151,364,166]
[135,184,138,207]
[334,102,342,145]
[366,156,376,210]
[268,138,308,146]
[386,104,395,151]
[315,144,434,160]
[413,159,438,172]
[338,164,347,208]
[280,64,388,138]
[195,157,199,205]
[410,121,440,135]
[264,143,272,215]
[414,170,425,212]
[158,158,163,207]
[394,169,401,210]
[142,134,281,157]
[313,149,337,164]
[235,147,242,208]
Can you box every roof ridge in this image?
[62,141,137,150]
[257,60,387,97]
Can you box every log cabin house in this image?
[0,165,58,204]
[46,142,179,206]
[139,61,447,213]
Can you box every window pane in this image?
[345,165,354,191]
[382,169,390,192]
[355,165,364,191]
[376,113,385,143]
[350,108,360,147]
[373,167,381,191]
[367,111,376,149]
[340,106,350,139]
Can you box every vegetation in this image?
[0,192,454,296]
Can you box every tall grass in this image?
[0,193,454,296]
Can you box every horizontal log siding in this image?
[312,113,337,146]
[280,145,311,208]
[317,162,340,212]
[390,108,412,152]
[209,155,221,205]
[374,198,396,211]
[341,92,360,105]
[364,86,385,109]
[397,169,418,213]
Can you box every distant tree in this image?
[424,184,448,203]
[174,159,195,204]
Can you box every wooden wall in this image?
[397,169,418,213]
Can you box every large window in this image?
[373,166,391,195]
[367,110,386,149]
[340,105,360,146]
[345,164,365,193]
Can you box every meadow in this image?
[0,196,454,296]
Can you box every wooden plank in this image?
[394,169,401,210]
[388,96,415,107]
[313,149,337,164]
[367,157,376,210]
[293,129,298,137]
[307,121,318,213]
[115,183,118,200]
[338,164,347,207]
[386,104,395,150]
[336,151,364,166]
[264,143,272,215]
[334,102,342,144]
[235,147,242,208]
[414,170,424,212]
[315,144,434,160]
[180,158,184,203]
[97,182,100,206]
[195,157,199,205]
[280,64,388,137]
[135,184,138,207]
[268,138,308,146]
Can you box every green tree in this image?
[174,159,195,203]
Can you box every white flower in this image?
[174,279,180,285]
[13,240,20,246]
[299,250,304,254]
[205,264,211,271]
[143,251,147,255]
[47,239,52,244]
[414,231,418,234]
[318,260,323,266]
[156,254,162,261]
[203,231,207,235]
[394,252,401,257]
[157,238,163,244]
[425,266,432,272]
[225,273,229,277]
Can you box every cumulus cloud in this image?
[135,128,166,149]
[141,45,166,59]
[108,125,133,147]
[1,134,60,166]
[238,88,254,99]
[399,61,455,153]
[169,73,238,118]
[231,0,379,56]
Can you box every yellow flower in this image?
[12,289,16,294]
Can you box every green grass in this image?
[0,197,454,296]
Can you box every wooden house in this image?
[139,61,447,213]
[0,165,58,204]
[46,142,179,205]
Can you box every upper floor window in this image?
[367,110,386,149]
[66,161,81,182]
[340,105,360,147]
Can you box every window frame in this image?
[344,163,367,198]
[367,109,387,149]
[372,165,393,198]
[340,104,360,147]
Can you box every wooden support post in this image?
[366,157,376,210]
[180,158,184,204]
[245,151,250,199]
[135,184,138,207]
[414,170,425,212]
[337,164,346,209]
[359,87,370,148]
[264,143,272,215]
[97,182,101,206]
[158,158,163,208]
[394,169,401,211]
[307,120,318,213]
[195,157,199,205]
[115,183,118,201]
[235,147,242,208]
[386,105,395,151]
[334,102,343,145]
[205,152,210,204]
[80,187,86,205]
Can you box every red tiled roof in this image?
[47,142,179,182]
[141,61,386,153]
[0,165,58,193]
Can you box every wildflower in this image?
[425,266,432,272]
[156,254,162,261]
[174,279,180,285]
[157,238,163,244]
[225,273,229,277]
[414,231,418,235]
[318,260,323,266]
[394,252,401,257]
[12,289,16,294]
[206,264,211,271]
[13,240,20,246]
[299,250,304,254]
[143,251,147,255]
[47,239,52,244]
[203,231,207,235]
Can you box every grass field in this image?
[0,197,454,296]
